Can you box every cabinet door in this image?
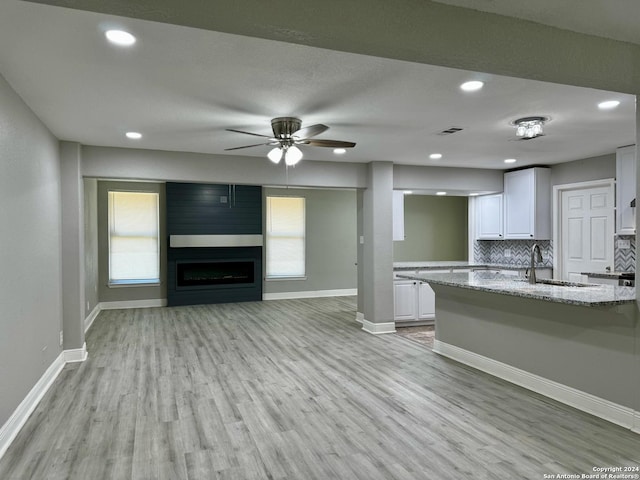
[393,281,417,321]
[476,194,504,239]
[417,281,436,319]
[616,145,636,235]
[504,169,534,239]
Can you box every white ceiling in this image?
[0,0,635,169]
[431,0,640,46]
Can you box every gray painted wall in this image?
[263,188,357,294]
[550,153,616,186]
[83,178,99,316]
[0,73,62,426]
[393,195,468,262]
[96,180,167,303]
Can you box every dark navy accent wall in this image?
[166,182,263,306]
[166,182,261,235]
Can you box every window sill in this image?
[265,276,307,282]
[108,280,161,288]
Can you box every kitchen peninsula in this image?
[397,270,639,431]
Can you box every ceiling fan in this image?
[225,117,356,165]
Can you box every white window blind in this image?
[108,191,160,284]
[266,196,305,278]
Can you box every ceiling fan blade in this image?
[293,123,329,139]
[224,142,275,151]
[302,139,356,148]
[226,128,274,139]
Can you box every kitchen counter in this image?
[393,261,548,271]
[397,270,635,307]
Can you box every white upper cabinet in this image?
[504,168,551,240]
[476,193,503,239]
[392,190,405,241]
[616,145,636,235]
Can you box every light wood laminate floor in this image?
[1,297,639,479]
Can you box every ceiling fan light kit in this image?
[226,117,355,165]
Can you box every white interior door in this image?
[561,185,614,282]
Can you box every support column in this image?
[634,105,640,432]
[60,141,87,360]
[359,162,395,334]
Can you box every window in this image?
[108,191,160,284]
[266,196,305,278]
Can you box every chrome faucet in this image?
[529,243,543,284]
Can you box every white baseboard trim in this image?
[361,318,396,335]
[84,304,101,333]
[0,352,65,459]
[99,298,167,310]
[355,312,364,324]
[263,288,357,301]
[64,342,88,363]
[433,339,639,432]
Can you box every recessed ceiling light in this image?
[429,153,443,160]
[469,193,479,196]
[436,191,447,196]
[598,100,620,110]
[105,30,136,46]
[403,190,413,195]
[333,148,346,154]
[504,158,517,164]
[460,81,484,92]
[125,131,142,139]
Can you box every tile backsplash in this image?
[614,235,635,272]
[474,236,636,273]
[474,240,553,268]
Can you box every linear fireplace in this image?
[177,260,255,287]
[167,246,262,306]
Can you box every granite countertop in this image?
[581,271,635,279]
[393,261,551,271]
[396,271,635,307]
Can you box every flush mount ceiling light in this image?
[598,100,620,110]
[460,81,484,92]
[125,131,142,139]
[504,158,517,164]
[469,193,479,196]
[105,29,136,46]
[512,116,548,139]
[436,191,447,196]
[429,153,443,160]
[333,148,346,154]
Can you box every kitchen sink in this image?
[514,278,596,287]
[535,279,596,287]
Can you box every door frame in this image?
[552,178,615,280]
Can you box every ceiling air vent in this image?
[437,126,464,135]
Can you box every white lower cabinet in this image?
[417,281,436,320]
[393,269,448,323]
[393,280,419,321]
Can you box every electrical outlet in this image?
[59,331,63,347]
[504,249,511,258]
[617,239,631,249]
[359,236,364,244]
